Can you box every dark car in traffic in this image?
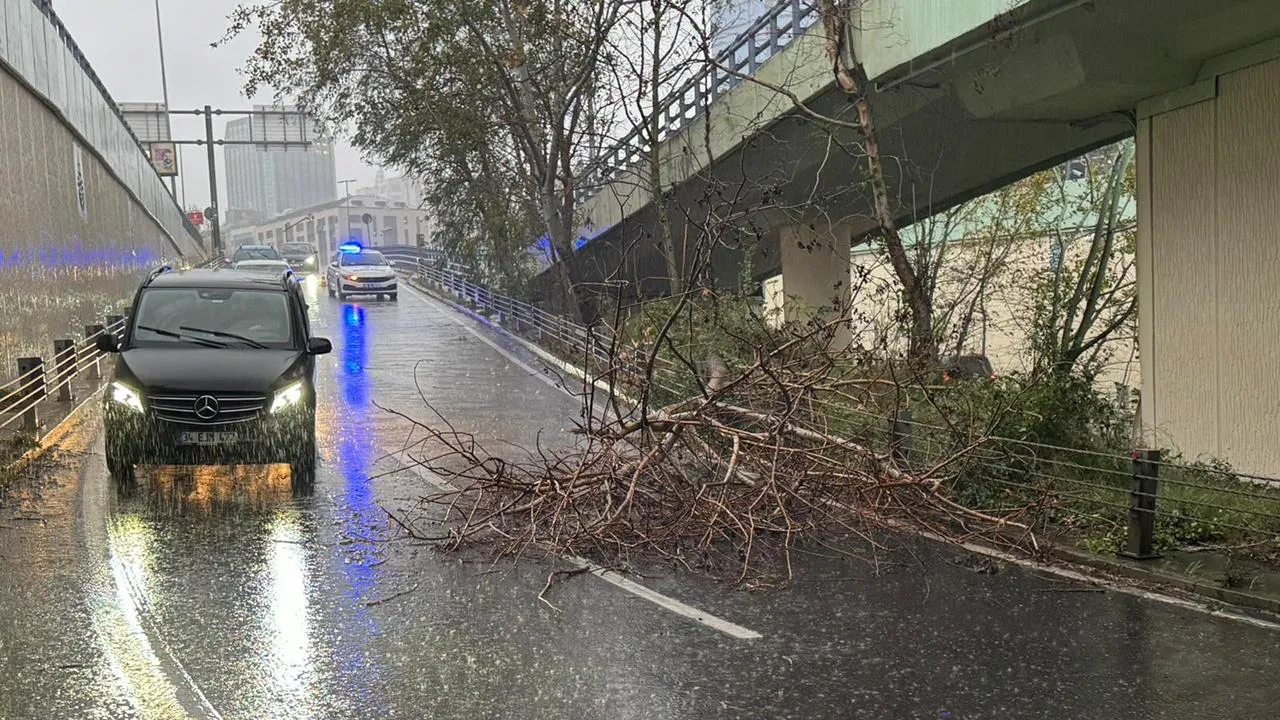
[280,242,318,272]
[96,266,331,488]
[230,243,283,264]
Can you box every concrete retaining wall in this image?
[0,0,205,373]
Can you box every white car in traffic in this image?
[326,244,397,301]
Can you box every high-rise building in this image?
[224,107,337,218]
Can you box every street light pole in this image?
[204,105,221,256]
[153,0,177,199]
[338,178,355,246]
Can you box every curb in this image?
[1046,544,1280,616]
[8,384,104,475]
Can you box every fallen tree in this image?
[381,300,1042,584]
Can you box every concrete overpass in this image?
[553,0,1280,473]
[0,0,205,369]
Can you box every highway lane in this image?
[0,275,1278,718]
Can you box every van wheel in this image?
[106,457,136,487]
[290,438,316,491]
[105,431,136,486]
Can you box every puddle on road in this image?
[116,465,299,521]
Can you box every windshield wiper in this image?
[179,326,270,350]
[136,325,225,349]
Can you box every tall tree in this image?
[1031,141,1137,375]
[221,0,627,323]
[816,0,936,364]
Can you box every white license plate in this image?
[360,282,387,288]
[176,431,238,445]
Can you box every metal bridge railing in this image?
[413,260,688,395]
[417,261,616,362]
[575,0,820,206]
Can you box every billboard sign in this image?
[120,102,172,143]
[149,142,178,176]
[240,105,320,151]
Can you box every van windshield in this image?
[130,288,296,350]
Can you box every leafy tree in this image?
[221,0,629,322]
[914,141,1136,377]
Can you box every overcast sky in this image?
[54,0,381,215]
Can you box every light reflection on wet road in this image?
[1,276,1279,718]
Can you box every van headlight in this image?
[270,381,305,413]
[110,382,144,413]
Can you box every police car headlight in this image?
[110,382,144,413]
[270,381,305,414]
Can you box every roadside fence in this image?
[0,254,226,437]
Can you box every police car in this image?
[325,243,398,301]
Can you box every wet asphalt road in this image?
[1,276,1279,719]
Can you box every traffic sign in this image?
[187,210,205,226]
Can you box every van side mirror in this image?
[96,333,120,353]
[307,337,332,355]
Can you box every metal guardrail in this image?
[575,0,819,206]
[0,315,126,432]
[413,260,688,394]
[0,256,227,435]
[417,261,617,362]
[373,245,432,270]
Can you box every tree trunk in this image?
[498,4,595,325]
[1047,145,1135,374]
[542,195,597,323]
[820,1,937,365]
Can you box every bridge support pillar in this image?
[1136,53,1280,475]
[778,222,853,350]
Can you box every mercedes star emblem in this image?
[193,395,220,420]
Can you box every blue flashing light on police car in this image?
[338,241,363,254]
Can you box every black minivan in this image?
[97,266,331,488]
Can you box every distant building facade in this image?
[355,171,425,209]
[224,106,337,218]
[227,194,435,260]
